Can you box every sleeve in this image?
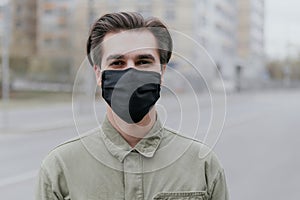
[209,169,229,200]
[203,149,229,200]
[35,151,70,200]
[35,167,61,200]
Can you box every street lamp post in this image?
[1,1,11,101]
[1,0,11,131]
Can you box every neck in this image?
[107,107,157,147]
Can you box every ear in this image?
[160,64,166,85]
[94,65,102,86]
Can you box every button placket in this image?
[124,151,144,200]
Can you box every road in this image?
[0,89,300,199]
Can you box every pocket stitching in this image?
[153,191,206,199]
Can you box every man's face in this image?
[95,29,165,128]
[100,30,162,74]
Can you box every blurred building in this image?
[0,4,5,50]
[10,0,38,57]
[0,5,5,52]
[36,0,73,58]
[0,3,5,85]
[3,0,265,88]
[195,0,238,81]
[237,0,265,80]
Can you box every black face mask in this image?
[101,68,161,124]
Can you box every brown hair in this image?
[86,12,173,68]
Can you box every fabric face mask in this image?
[101,68,161,124]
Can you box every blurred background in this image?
[0,0,299,199]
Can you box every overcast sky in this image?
[0,0,299,60]
[265,0,300,59]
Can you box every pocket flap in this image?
[153,191,207,200]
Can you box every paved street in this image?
[0,89,300,199]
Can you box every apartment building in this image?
[194,0,238,81]
[0,4,6,51]
[10,0,38,57]
[36,0,73,57]
[4,0,265,86]
[237,0,265,79]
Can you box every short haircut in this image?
[86,12,173,68]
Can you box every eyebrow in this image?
[137,54,156,61]
[106,54,156,62]
[106,54,125,62]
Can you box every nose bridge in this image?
[127,58,135,68]
[125,54,138,69]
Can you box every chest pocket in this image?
[153,191,207,200]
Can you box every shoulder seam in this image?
[49,127,101,153]
[164,126,205,144]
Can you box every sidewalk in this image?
[1,91,226,134]
[0,101,75,134]
[0,90,104,134]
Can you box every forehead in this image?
[101,30,158,59]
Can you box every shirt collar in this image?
[100,116,163,162]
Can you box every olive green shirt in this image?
[36,116,229,200]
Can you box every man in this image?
[36,12,229,200]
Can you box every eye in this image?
[136,60,152,66]
[109,60,125,67]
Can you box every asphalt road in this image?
[0,89,299,200]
